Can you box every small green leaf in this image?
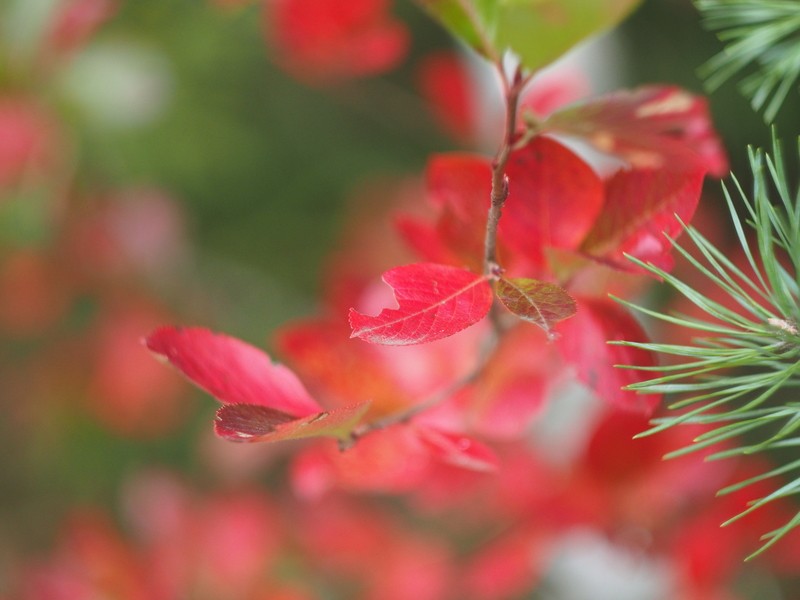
[496,277,576,338]
[416,0,642,71]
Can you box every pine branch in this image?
[616,133,800,559]
[696,0,800,122]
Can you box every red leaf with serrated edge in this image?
[145,326,320,417]
[496,277,576,338]
[349,263,492,345]
[558,297,661,415]
[417,427,498,472]
[543,85,728,177]
[215,402,370,443]
[501,137,604,269]
[581,167,705,272]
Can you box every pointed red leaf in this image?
[558,297,661,415]
[544,85,728,176]
[145,326,320,416]
[501,137,604,267]
[496,277,576,338]
[215,402,370,443]
[349,263,492,345]
[581,167,705,272]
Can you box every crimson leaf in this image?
[496,277,576,339]
[349,263,492,345]
[580,167,706,272]
[501,136,604,269]
[145,326,320,417]
[557,297,661,415]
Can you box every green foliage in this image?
[416,0,642,72]
[616,134,800,559]
[697,0,800,122]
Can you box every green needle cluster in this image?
[616,134,800,559]
[697,0,800,122]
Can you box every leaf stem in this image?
[344,328,502,448]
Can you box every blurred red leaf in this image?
[266,0,409,82]
[276,318,412,413]
[501,137,604,269]
[145,326,320,417]
[496,277,576,338]
[417,427,498,472]
[0,98,58,189]
[46,0,118,55]
[413,153,494,272]
[544,85,728,177]
[519,66,591,119]
[215,402,370,443]
[349,263,492,345]
[581,167,706,272]
[415,51,475,142]
[558,297,661,415]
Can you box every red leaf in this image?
[415,51,475,142]
[394,215,462,266]
[417,427,498,472]
[276,317,412,413]
[266,0,409,82]
[145,326,320,417]
[215,402,370,443]
[496,277,576,338]
[46,0,118,55]
[424,153,493,272]
[544,85,728,177]
[558,297,661,415]
[581,167,705,271]
[349,263,492,345]
[501,137,604,268]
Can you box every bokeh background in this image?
[1,0,799,598]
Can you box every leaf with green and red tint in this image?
[215,402,371,443]
[145,326,320,417]
[349,263,492,345]
[557,297,661,415]
[417,0,641,73]
[581,167,706,272]
[543,85,728,176]
[501,136,604,269]
[496,277,576,338]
